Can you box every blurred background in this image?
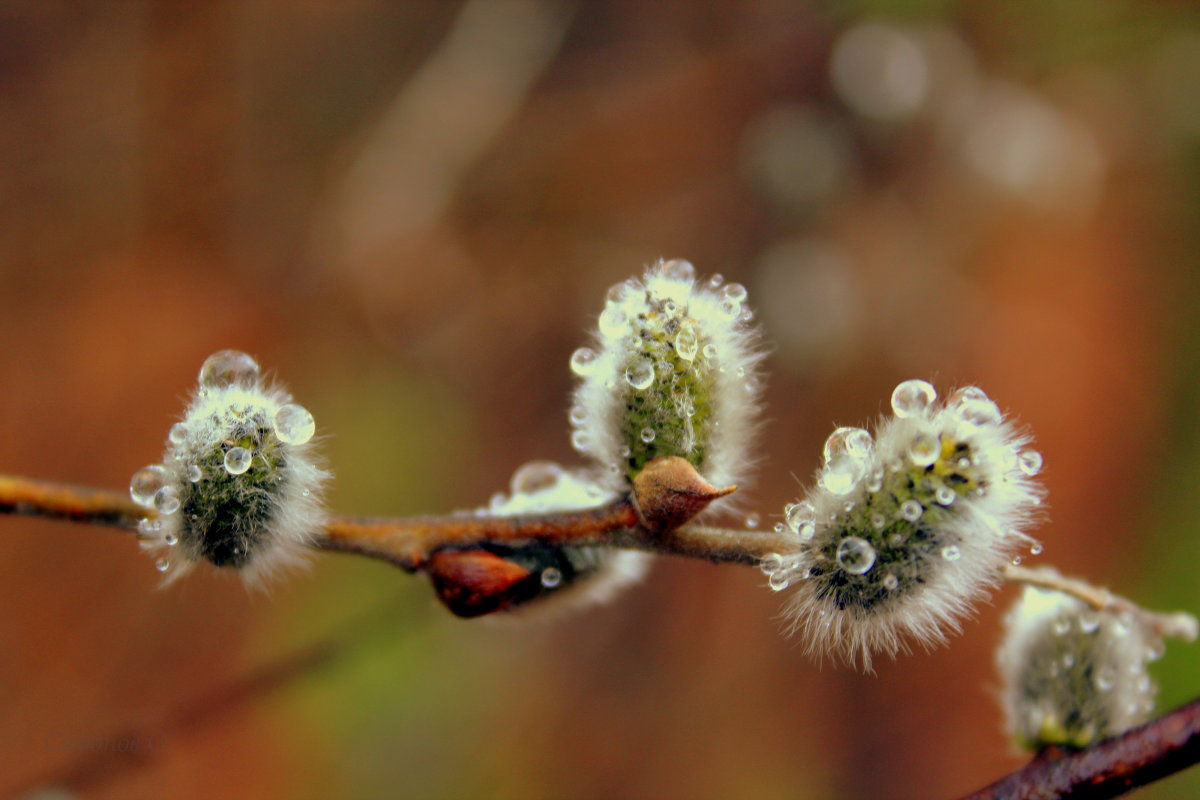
[3,0,1200,798]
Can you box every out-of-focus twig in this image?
[958,697,1200,800]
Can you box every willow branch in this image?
[959,696,1200,800]
[0,468,795,571]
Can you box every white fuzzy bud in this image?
[764,380,1045,668]
[568,260,765,491]
[130,350,329,584]
[997,586,1161,750]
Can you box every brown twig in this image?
[0,467,796,571]
[958,696,1200,800]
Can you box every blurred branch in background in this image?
[8,598,411,799]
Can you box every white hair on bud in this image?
[762,380,1045,669]
[478,461,651,617]
[130,350,329,586]
[997,584,1161,750]
[568,259,766,494]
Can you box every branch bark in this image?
[959,696,1200,799]
[0,470,795,571]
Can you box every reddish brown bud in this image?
[426,549,542,618]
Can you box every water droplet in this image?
[224,447,252,475]
[569,404,588,426]
[718,299,741,319]
[625,360,655,391]
[773,522,785,533]
[1030,542,1043,556]
[571,430,590,453]
[1018,449,1044,476]
[153,486,181,515]
[760,553,785,576]
[935,484,956,506]
[1062,653,1075,669]
[640,427,656,444]
[1011,556,1023,566]
[708,273,725,288]
[674,326,699,361]
[836,536,876,574]
[819,455,865,495]
[137,518,155,536]
[948,386,989,407]
[198,350,260,389]
[1079,613,1100,634]
[908,433,940,468]
[130,465,168,507]
[865,470,883,492]
[702,343,718,359]
[891,379,937,418]
[957,457,972,469]
[598,306,629,338]
[155,558,170,572]
[871,513,886,530]
[661,259,696,282]
[569,347,598,376]
[1112,619,1131,638]
[941,545,961,561]
[511,461,564,495]
[823,426,873,463]
[740,309,754,323]
[164,532,179,546]
[540,567,563,588]
[956,398,1002,428]
[722,283,748,303]
[168,422,188,445]
[882,573,899,590]
[1052,617,1071,636]
[784,501,815,530]
[744,512,760,529]
[1146,639,1166,662]
[899,499,923,522]
[186,464,202,483]
[274,403,315,445]
[1094,667,1116,691]
[768,572,790,591]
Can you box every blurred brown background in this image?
[4,1,1200,798]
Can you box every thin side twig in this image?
[1004,564,1199,641]
[959,696,1200,800]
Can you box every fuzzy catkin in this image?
[765,380,1045,668]
[130,350,328,584]
[997,586,1160,749]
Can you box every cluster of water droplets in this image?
[761,378,1050,666]
[567,259,762,488]
[129,350,318,575]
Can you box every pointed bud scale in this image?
[131,350,329,584]
[569,259,765,492]
[768,380,1045,669]
[631,456,736,533]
